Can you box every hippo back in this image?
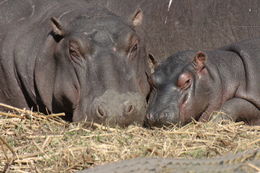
[222,38,260,108]
[0,0,33,49]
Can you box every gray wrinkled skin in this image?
[0,0,151,127]
[146,38,260,127]
[78,149,260,173]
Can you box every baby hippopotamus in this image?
[146,38,260,127]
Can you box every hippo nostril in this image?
[125,104,135,115]
[96,105,106,118]
[146,113,154,121]
[161,112,169,119]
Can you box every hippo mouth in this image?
[144,111,181,128]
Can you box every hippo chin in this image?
[0,0,152,127]
[146,38,260,127]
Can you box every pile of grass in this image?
[0,103,259,173]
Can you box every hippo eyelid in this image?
[177,73,192,90]
[69,36,93,54]
[183,79,191,89]
[181,79,192,90]
[129,39,138,49]
[68,44,88,68]
[127,34,139,51]
[68,39,92,62]
[69,44,82,60]
[127,42,139,61]
[130,43,138,53]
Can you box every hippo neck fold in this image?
[11,1,93,112]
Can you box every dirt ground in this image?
[0,103,259,173]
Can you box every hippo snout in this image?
[94,100,137,119]
[145,110,179,127]
[90,90,146,127]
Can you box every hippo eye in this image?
[128,43,138,60]
[69,47,81,59]
[184,79,191,88]
[177,73,192,90]
[69,40,83,60]
[131,44,138,53]
[70,48,79,57]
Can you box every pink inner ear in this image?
[51,17,64,36]
[132,9,143,26]
[196,51,206,61]
[194,51,207,72]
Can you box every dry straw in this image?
[0,103,259,172]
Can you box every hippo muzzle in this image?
[145,90,182,127]
[73,89,147,127]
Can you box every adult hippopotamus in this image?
[146,38,260,127]
[0,0,152,127]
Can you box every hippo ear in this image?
[148,54,158,74]
[193,51,207,72]
[51,17,65,37]
[131,9,143,26]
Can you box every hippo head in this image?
[145,51,211,127]
[35,8,152,127]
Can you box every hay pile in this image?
[0,104,259,173]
